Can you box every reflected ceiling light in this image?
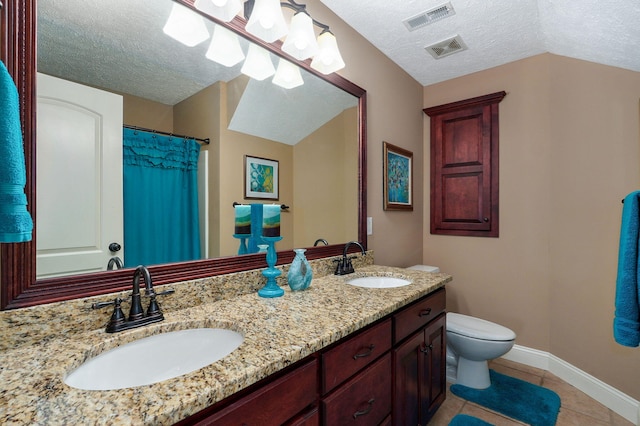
[241,44,276,80]
[245,0,288,43]
[194,0,243,22]
[310,30,345,75]
[163,2,210,47]
[175,0,346,86]
[272,58,304,89]
[281,11,318,61]
[206,25,245,67]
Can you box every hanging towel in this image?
[613,191,640,347]
[0,61,33,242]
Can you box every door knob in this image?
[109,242,121,252]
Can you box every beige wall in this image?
[304,0,426,268]
[294,107,358,248]
[423,53,640,400]
[122,93,173,132]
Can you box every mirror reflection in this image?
[36,0,359,278]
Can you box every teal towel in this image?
[614,191,640,347]
[0,60,33,242]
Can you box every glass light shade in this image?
[281,12,319,61]
[245,0,288,43]
[272,59,304,89]
[310,31,345,74]
[194,0,242,22]
[241,44,276,80]
[206,25,245,67]
[163,3,210,47]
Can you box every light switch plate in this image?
[367,217,373,235]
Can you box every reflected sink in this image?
[347,276,411,288]
[64,328,243,391]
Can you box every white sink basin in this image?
[347,276,411,288]
[64,328,243,391]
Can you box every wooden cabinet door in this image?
[392,313,447,426]
[393,330,424,426]
[423,314,447,422]
[424,91,506,237]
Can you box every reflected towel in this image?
[0,61,33,242]
[614,191,640,347]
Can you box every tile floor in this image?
[428,358,635,426]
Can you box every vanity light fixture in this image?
[194,0,243,22]
[163,2,210,47]
[206,25,245,67]
[245,0,289,43]
[310,30,345,75]
[241,43,276,80]
[281,10,318,60]
[272,58,304,89]
[194,0,345,74]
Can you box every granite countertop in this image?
[0,265,451,425]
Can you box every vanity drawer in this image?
[394,288,446,343]
[321,319,392,394]
[197,358,317,425]
[322,353,392,426]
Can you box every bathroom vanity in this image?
[0,263,451,425]
[178,288,446,425]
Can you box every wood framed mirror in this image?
[0,0,367,309]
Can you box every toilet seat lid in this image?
[447,312,516,341]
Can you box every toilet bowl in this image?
[446,312,516,389]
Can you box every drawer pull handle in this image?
[353,398,375,419]
[420,343,434,354]
[353,344,375,360]
[419,308,432,317]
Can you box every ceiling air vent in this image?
[425,35,468,59]
[403,2,456,32]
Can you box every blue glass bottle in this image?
[287,249,313,291]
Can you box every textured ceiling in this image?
[319,0,640,86]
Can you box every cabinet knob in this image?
[420,343,434,354]
[483,217,489,222]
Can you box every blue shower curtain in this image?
[123,128,201,267]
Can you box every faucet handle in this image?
[92,298,126,330]
[145,288,174,317]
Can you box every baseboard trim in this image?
[501,344,639,425]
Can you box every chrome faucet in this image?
[92,265,175,333]
[313,238,328,246]
[106,256,123,270]
[334,241,366,275]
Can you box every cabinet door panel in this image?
[423,314,447,422]
[392,331,424,426]
[425,91,505,237]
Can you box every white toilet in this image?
[405,266,516,389]
[446,312,516,389]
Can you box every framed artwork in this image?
[383,142,413,211]
[244,155,279,200]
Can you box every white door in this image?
[36,73,123,278]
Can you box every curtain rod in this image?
[124,124,210,145]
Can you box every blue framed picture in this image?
[244,155,279,200]
[383,142,413,210]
